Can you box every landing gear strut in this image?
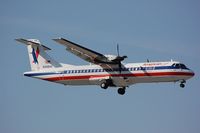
[118,87,126,95]
[180,80,186,88]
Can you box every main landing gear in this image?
[100,83,126,95]
[100,82,108,89]
[118,87,126,95]
[100,79,113,90]
[100,80,126,95]
[180,80,186,88]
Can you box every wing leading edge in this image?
[53,38,120,65]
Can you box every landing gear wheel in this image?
[180,83,185,88]
[118,88,126,95]
[100,82,108,89]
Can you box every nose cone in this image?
[190,70,195,77]
[192,71,195,77]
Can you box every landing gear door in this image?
[89,76,110,85]
[112,77,129,87]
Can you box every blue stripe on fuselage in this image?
[24,65,189,77]
[24,72,58,77]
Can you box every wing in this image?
[53,38,114,65]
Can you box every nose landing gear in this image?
[180,80,186,88]
[180,83,185,88]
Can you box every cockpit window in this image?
[180,64,188,69]
[175,64,180,68]
[172,63,188,69]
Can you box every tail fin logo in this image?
[32,47,39,64]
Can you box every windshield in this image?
[172,63,189,69]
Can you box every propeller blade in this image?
[117,44,120,56]
[115,44,127,73]
[119,62,122,73]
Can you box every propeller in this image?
[115,44,127,73]
[115,44,127,61]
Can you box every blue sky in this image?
[1,0,200,133]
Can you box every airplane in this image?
[15,38,195,95]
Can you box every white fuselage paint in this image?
[24,61,194,88]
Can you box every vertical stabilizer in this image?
[16,38,61,71]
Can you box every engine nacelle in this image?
[104,54,118,61]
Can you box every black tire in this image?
[100,82,108,89]
[180,83,185,88]
[118,88,126,95]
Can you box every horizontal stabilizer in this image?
[15,38,51,51]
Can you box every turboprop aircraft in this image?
[16,38,195,95]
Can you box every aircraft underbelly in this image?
[56,79,91,85]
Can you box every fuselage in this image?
[24,61,194,87]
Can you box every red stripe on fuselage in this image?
[43,72,194,82]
